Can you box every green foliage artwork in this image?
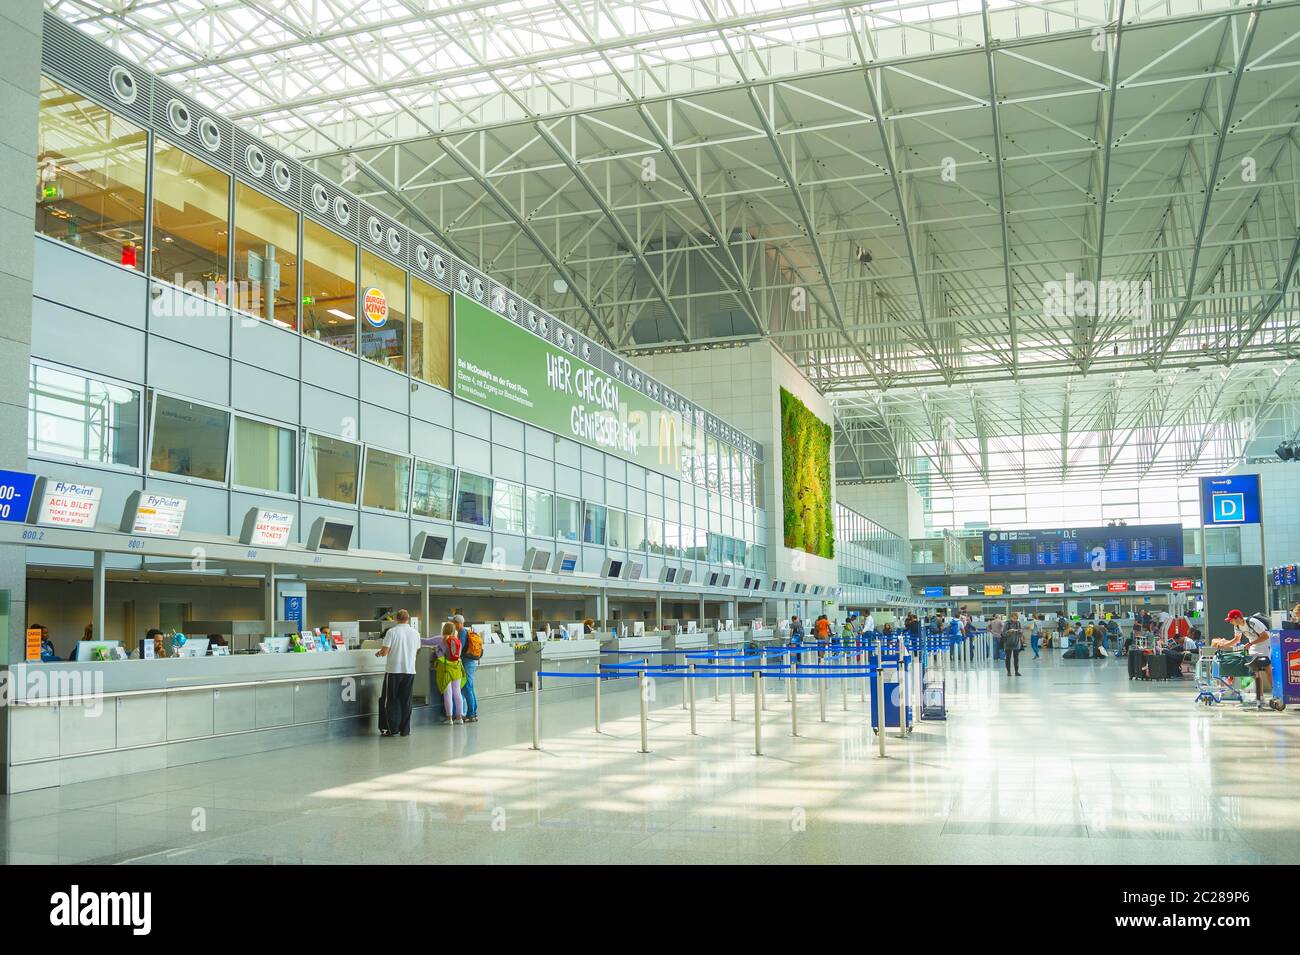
[780,387,834,559]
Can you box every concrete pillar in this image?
[525,582,534,631]
[420,574,431,637]
[91,550,106,646]
[0,0,41,667]
[263,563,276,635]
[655,592,663,631]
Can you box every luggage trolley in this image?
[1194,650,1247,706]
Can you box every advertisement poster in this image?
[778,387,834,559]
[984,584,1005,596]
[1045,582,1065,595]
[1107,581,1130,592]
[1135,580,1156,592]
[950,585,970,597]
[1171,578,1195,591]
[26,626,42,662]
[453,292,695,478]
[1010,584,1030,595]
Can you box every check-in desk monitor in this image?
[307,517,355,551]
[74,640,120,661]
[523,548,552,572]
[455,538,488,565]
[176,639,210,658]
[412,532,449,561]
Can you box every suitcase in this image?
[1134,653,1170,681]
[1128,651,1143,680]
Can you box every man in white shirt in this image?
[862,610,876,636]
[1225,609,1273,709]
[376,609,422,737]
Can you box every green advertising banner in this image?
[453,293,694,478]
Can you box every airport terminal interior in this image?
[2,0,1300,867]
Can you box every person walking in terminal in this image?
[435,622,468,725]
[375,609,421,738]
[1002,613,1024,676]
[989,613,1005,661]
[1223,609,1274,710]
[1029,614,1043,659]
[453,614,480,723]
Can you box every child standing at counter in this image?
[435,622,468,725]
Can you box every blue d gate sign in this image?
[1199,474,1261,525]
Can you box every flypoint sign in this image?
[453,293,692,476]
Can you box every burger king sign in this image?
[363,287,388,328]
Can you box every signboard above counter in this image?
[119,491,188,538]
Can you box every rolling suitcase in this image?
[1128,651,1143,680]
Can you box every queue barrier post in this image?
[729,668,737,721]
[753,671,764,756]
[875,665,888,759]
[790,675,799,737]
[638,670,650,754]
[688,663,698,736]
[531,673,542,751]
[594,666,601,734]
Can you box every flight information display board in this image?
[982,524,1184,571]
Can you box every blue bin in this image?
[869,672,912,730]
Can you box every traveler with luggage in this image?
[1028,614,1043,659]
[1223,609,1275,709]
[989,614,1005,661]
[457,613,484,724]
[1002,613,1024,676]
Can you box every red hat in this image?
[1225,609,1244,622]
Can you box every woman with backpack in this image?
[1002,612,1024,676]
[435,621,468,725]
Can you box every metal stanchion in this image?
[594,668,601,734]
[681,657,688,710]
[729,669,737,721]
[715,658,720,702]
[842,666,849,711]
[688,663,698,735]
[790,675,799,737]
[638,670,650,754]
[875,664,887,758]
[753,671,764,756]
[897,656,909,740]
[531,673,542,751]
[820,676,828,722]
[784,650,792,702]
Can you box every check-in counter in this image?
[514,638,602,690]
[715,629,747,649]
[5,650,388,793]
[600,633,664,664]
[474,641,517,699]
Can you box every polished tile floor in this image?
[4,650,1299,864]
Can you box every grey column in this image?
[655,592,663,630]
[525,581,534,631]
[92,550,106,645]
[698,593,705,625]
[0,0,41,666]
[421,574,431,636]
[263,562,276,635]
